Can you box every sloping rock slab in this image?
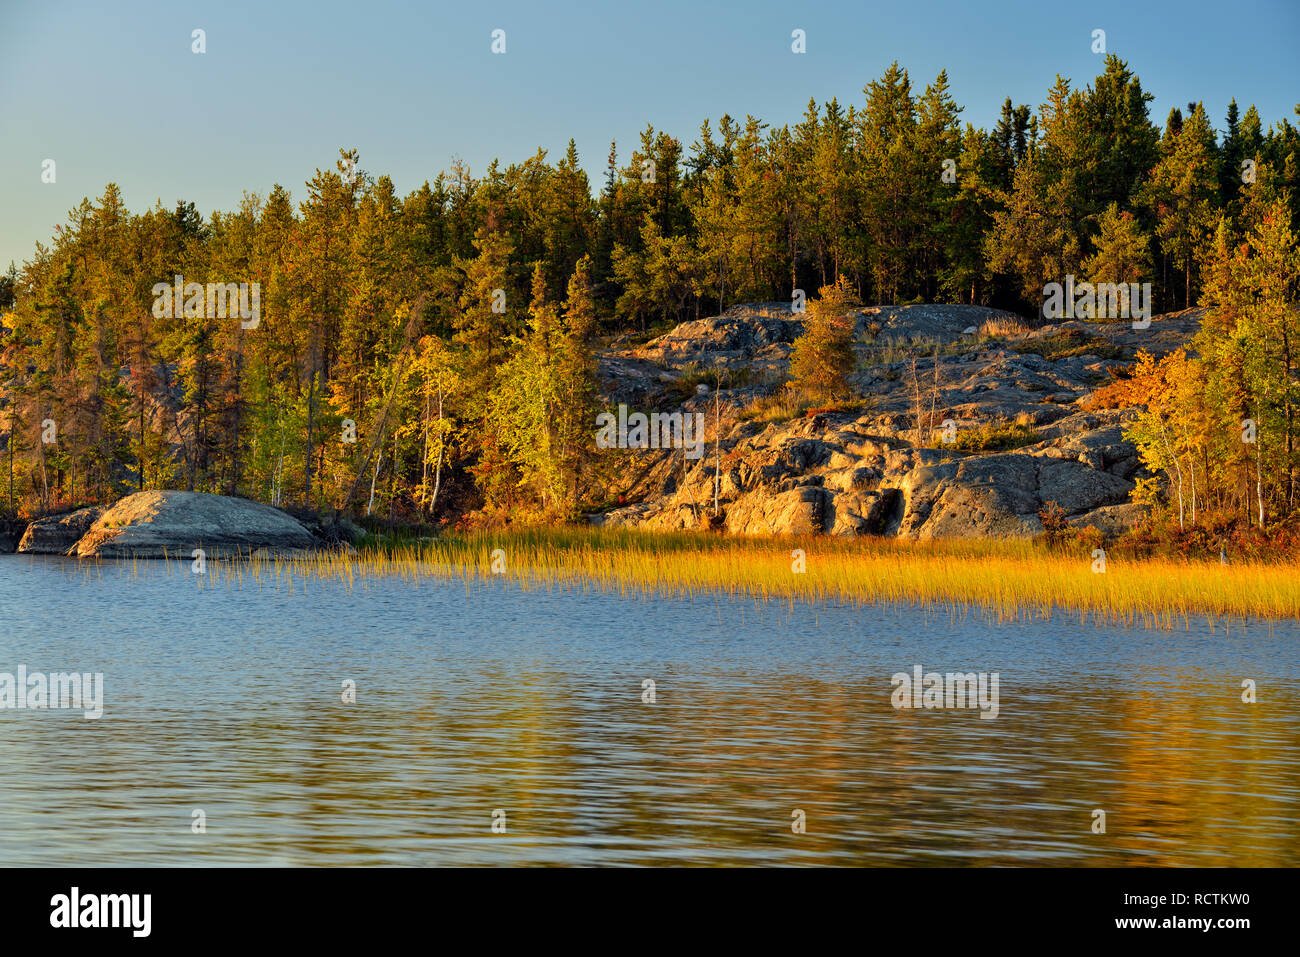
[892,453,1134,540]
[73,491,317,559]
[17,506,105,555]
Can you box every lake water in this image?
[1,554,1297,866]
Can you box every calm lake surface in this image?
[1,554,1297,866]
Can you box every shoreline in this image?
[16,526,1300,627]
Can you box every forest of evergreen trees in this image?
[1,56,1298,533]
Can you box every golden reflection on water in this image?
[0,557,1297,866]
[10,673,1275,866]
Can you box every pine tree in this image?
[1142,103,1221,309]
[453,228,514,426]
[1082,203,1153,313]
[789,277,861,401]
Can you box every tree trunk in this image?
[304,342,317,509]
[1256,428,1265,527]
[366,449,383,517]
[1159,420,1184,530]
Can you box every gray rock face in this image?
[893,454,1134,539]
[856,303,1026,342]
[73,490,318,558]
[1025,409,1140,477]
[596,408,1141,541]
[636,304,803,375]
[629,302,1032,380]
[592,301,1184,541]
[17,506,105,555]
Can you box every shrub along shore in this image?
[82,526,1300,628]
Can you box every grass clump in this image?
[979,316,1032,337]
[740,387,866,424]
[663,362,751,402]
[951,417,1040,452]
[1012,329,1124,361]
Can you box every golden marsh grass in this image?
[74,526,1300,629]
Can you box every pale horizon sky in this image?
[2,0,1298,272]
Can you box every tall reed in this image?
[82,526,1300,628]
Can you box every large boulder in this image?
[725,485,828,535]
[1036,458,1135,514]
[17,506,105,555]
[889,453,1134,540]
[73,490,318,559]
[827,488,899,536]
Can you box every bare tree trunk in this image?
[1159,420,1184,530]
[39,437,48,513]
[713,383,721,516]
[230,345,244,496]
[304,341,317,509]
[430,386,444,515]
[344,297,424,509]
[929,347,941,434]
[1284,332,1294,509]
[388,429,398,525]
[366,449,383,517]
[681,449,699,523]
[420,390,430,517]
[272,419,286,508]
[1178,421,1197,526]
[1256,427,1265,527]
[138,403,146,491]
[909,357,924,444]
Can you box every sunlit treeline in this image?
[0,57,1296,525]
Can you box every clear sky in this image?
[2,0,1297,272]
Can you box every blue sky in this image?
[2,0,1297,271]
